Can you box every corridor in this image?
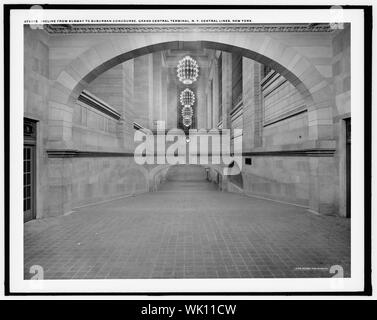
[24,166,350,280]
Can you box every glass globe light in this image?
[182,117,192,127]
[179,88,195,106]
[181,106,193,118]
[177,56,199,85]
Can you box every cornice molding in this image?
[46,150,134,158]
[46,148,335,158]
[44,23,334,34]
[243,148,335,157]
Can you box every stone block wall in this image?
[46,157,149,216]
[46,158,73,216]
[241,155,337,214]
[71,158,148,208]
[240,54,339,215]
[167,79,178,128]
[243,156,310,206]
[122,60,136,151]
[332,25,351,217]
[72,100,119,151]
[308,156,339,215]
[87,64,124,113]
[263,112,308,147]
[85,60,136,152]
[262,73,308,147]
[24,26,50,218]
[332,26,351,117]
[242,58,263,151]
[263,75,305,123]
[133,54,153,128]
[195,67,209,129]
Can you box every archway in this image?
[49,36,333,150]
[59,40,318,104]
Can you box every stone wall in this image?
[133,54,153,128]
[196,67,209,129]
[47,157,149,216]
[263,113,308,147]
[25,27,160,217]
[240,54,339,215]
[72,100,119,151]
[24,26,50,218]
[332,25,351,217]
[242,155,338,215]
[192,50,343,215]
[242,58,263,151]
[87,64,124,113]
[122,60,136,151]
[262,72,308,147]
[132,52,171,129]
[243,156,310,206]
[167,78,178,128]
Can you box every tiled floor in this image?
[24,179,350,279]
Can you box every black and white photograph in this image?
[2,3,373,297]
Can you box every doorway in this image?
[24,118,37,222]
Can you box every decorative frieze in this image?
[44,23,334,34]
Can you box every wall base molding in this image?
[71,192,146,211]
[243,192,309,209]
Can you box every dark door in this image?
[24,145,35,222]
[24,119,37,222]
[345,118,351,218]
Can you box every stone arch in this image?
[49,35,333,149]
[147,164,171,191]
[119,166,148,195]
[58,40,320,104]
[165,164,209,182]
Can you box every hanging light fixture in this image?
[181,105,193,118]
[177,56,199,84]
[179,88,195,106]
[182,117,192,127]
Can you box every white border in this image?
[9,8,365,294]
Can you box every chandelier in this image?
[181,106,193,118]
[182,117,192,127]
[177,56,199,84]
[179,88,195,106]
